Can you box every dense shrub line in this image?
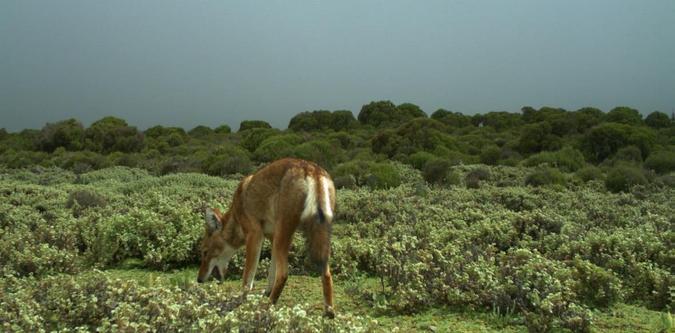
[1,102,672,195]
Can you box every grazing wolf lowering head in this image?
[197,158,336,318]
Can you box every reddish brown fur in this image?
[198,158,336,318]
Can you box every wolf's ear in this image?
[205,208,222,234]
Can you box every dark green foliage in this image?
[66,189,107,217]
[408,151,436,170]
[611,145,643,164]
[575,165,603,182]
[430,109,472,128]
[606,106,643,126]
[644,111,672,129]
[477,111,523,131]
[396,102,426,119]
[582,123,656,162]
[465,167,491,188]
[524,167,565,187]
[291,139,342,169]
[214,124,232,134]
[644,149,675,174]
[253,134,302,162]
[333,160,373,186]
[36,119,86,152]
[332,110,359,131]
[85,117,144,153]
[238,120,272,132]
[422,159,458,185]
[144,126,186,139]
[523,147,586,172]
[201,144,253,176]
[573,107,604,132]
[371,118,451,157]
[239,128,279,152]
[0,128,7,140]
[517,122,560,154]
[479,146,501,165]
[605,164,647,193]
[188,125,213,138]
[358,100,397,127]
[332,160,402,189]
[288,110,357,132]
[358,101,426,128]
[365,162,401,189]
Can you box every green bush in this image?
[524,167,566,187]
[465,167,491,189]
[407,151,436,170]
[214,124,232,134]
[365,162,401,189]
[422,159,459,185]
[605,164,647,193]
[644,149,675,174]
[611,145,643,164]
[253,134,302,162]
[35,119,86,152]
[0,273,374,332]
[575,165,603,182]
[606,106,643,126]
[479,146,501,165]
[523,147,586,172]
[201,144,253,176]
[238,120,272,132]
[571,259,623,308]
[644,111,672,129]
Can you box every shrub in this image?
[605,164,647,193]
[644,149,675,174]
[523,147,586,172]
[253,134,302,162]
[606,106,643,126]
[202,145,253,176]
[332,160,373,186]
[333,175,357,189]
[85,117,144,153]
[611,145,643,164]
[465,168,491,189]
[422,159,459,185]
[358,100,425,127]
[571,258,623,308]
[365,162,401,189]
[575,165,603,182]
[35,119,86,152]
[238,120,272,132]
[187,125,213,138]
[524,167,566,187]
[479,146,501,165]
[582,123,656,163]
[644,111,672,129]
[214,124,232,134]
[0,274,374,332]
[407,151,436,170]
[66,189,107,217]
[239,128,279,152]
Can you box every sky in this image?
[1,0,674,131]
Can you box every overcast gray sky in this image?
[1,1,674,131]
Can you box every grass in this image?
[104,265,671,332]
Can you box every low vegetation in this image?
[0,102,673,331]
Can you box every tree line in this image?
[1,101,673,192]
